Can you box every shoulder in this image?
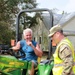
[59,44,72,56]
[32,40,37,46]
[32,40,37,43]
[20,40,26,46]
[20,40,25,43]
[59,44,69,52]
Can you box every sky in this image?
[36,0,75,13]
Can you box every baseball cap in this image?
[48,24,62,37]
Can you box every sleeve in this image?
[59,44,73,75]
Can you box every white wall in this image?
[63,17,75,31]
[62,17,75,49]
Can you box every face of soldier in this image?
[51,32,60,44]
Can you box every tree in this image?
[20,13,40,28]
[0,0,37,45]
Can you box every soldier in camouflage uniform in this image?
[48,25,75,75]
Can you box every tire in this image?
[50,70,53,75]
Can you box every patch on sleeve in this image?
[59,44,68,52]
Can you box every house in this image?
[32,12,75,50]
[59,12,75,48]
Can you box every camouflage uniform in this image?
[48,24,75,75]
[59,44,74,75]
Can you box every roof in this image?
[41,13,62,30]
[59,12,75,25]
[41,12,75,29]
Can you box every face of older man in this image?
[24,31,32,41]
